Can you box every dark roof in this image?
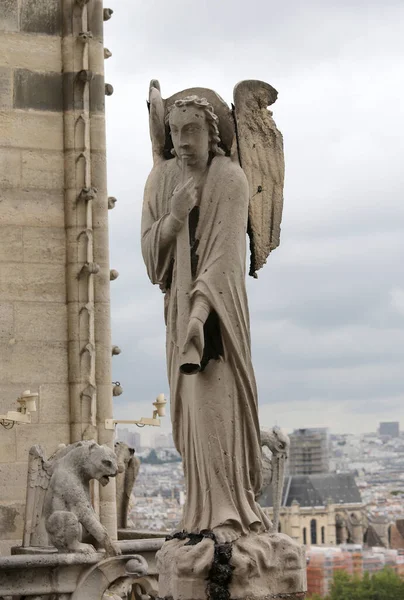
[259,473,362,508]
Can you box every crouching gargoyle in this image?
[22,440,121,555]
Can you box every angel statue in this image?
[141,80,284,545]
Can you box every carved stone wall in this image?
[0,0,115,553]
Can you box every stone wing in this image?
[147,80,166,164]
[233,80,285,277]
[23,445,52,547]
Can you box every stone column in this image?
[326,501,336,545]
[62,0,116,536]
[0,0,70,554]
[290,500,302,543]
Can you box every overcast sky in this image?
[104,0,404,442]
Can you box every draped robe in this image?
[141,155,270,535]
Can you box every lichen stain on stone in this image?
[0,505,18,535]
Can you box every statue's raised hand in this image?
[171,177,197,223]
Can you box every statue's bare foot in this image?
[212,524,241,544]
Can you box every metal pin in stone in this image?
[112,346,121,356]
[110,269,119,281]
[103,8,114,20]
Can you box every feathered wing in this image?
[23,445,53,547]
[148,79,166,165]
[233,80,285,277]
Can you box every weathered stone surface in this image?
[87,0,104,41]
[0,148,21,187]
[94,268,111,303]
[0,32,62,71]
[62,72,105,113]
[16,423,69,462]
[0,188,64,227]
[0,263,66,302]
[0,463,28,502]
[63,113,106,151]
[14,303,68,342]
[90,151,107,192]
[0,110,63,149]
[9,341,68,385]
[0,303,14,341]
[0,384,28,415]
[0,502,24,540]
[0,539,16,554]
[62,36,105,75]
[22,227,65,263]
[0,0,19,32]
[94,303,110,343]
[20,0,62,36]
[21,150,64,189]
[38,384,70,424]
[0,66,12,108]
[0,227,23,263]
[158,533,307,600]
[14,70,63,112]
[0,429,17,463]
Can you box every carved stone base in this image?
[157,532,306,600]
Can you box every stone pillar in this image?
[326,502,336,545]
[62,0,116,536]
[290,500,302,542]
[0,0,70,555]
[0,0,117,553]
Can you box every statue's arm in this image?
[141,168,196,287]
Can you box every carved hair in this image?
[166,95,225,156]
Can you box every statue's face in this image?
[169,105,210,167]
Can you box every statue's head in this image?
[167,95,225,167]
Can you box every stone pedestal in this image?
[157,532,307,600]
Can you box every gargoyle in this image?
[23,440,121,555]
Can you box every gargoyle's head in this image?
[86,442,119,487]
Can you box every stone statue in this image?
[141,80,306,599]
[260,427,290,532]
[115,441,141,529]
[22,441,121,555]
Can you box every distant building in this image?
[155,433,169,448]
[116,428,142,451]
[128,431,142,451]
[378,422,400,438]
[259,473,367,547]
[289,428,330,475]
